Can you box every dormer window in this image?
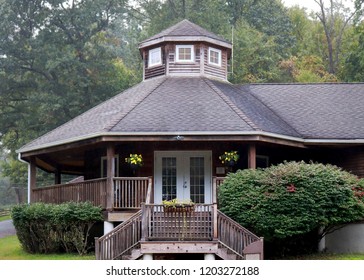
[148,47,162,67]
[208,47,221,67]
[176,45,194,63]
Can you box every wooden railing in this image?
[215,177,226,188]
[95,177,153,260]
[32,178,108,208]
[142,204,214,241]
[113,177,151,209]
[95,210,142,260]
[217,210,261,258]
[31,177,153,210]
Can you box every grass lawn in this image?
[0,215,11,222]
[288,253,364,260]
[1,232,364,260]
[0,235,95,260]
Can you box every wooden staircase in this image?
[95,177,263,260]
[95,208,263,260]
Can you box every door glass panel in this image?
[190,157,205,203]
[162,157,177,201]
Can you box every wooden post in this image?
[248,144,256,169]
[141,203,147,241]
[55,168,61,185]
[212,177,218,240]
[95,237,100,260]
[106,144,115,210]
[28,157,37,203]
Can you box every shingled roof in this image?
[18,76,364,153]
[139,19,231,49]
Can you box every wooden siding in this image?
[204,47,228,80]
[335,147,364,178]
[144,46,166,80]
[168,45,201,75]
[142,42,229,80]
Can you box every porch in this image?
[30,176,263,260]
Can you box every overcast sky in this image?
[281,0,320,11]
[282,0,355,12]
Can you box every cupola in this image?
[138,19,232,81]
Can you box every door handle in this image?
[183,181,187,188]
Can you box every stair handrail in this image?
[217,210,261,258]
[95,177,153,260]
[95,210,142,260]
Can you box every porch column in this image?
[142,254,153,260]
[104,221,114,235]
[106,144,115,210]
[55,168,61,185]
[204,253,215,260]
[28,157,37,203]
[247,144,256,169]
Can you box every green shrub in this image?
[11,202,103,255]
[218,161,364,257]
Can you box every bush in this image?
[218,161,364,257]
[11,202,103,255]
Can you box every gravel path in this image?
[0,220,16,238]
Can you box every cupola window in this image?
[208,47,221,66]
[176,45,194,62]
[148,47,162,67]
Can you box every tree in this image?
[218,162,364,256]
[230,20,281,83]
[314,0,361,74]
[279,55,338,83]
[0,0,138,187]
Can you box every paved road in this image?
[0,220,16,238]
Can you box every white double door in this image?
[154,151,212,204]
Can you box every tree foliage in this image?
[1,0,364,197]
[0,0,138,188]
[218,162,364,243]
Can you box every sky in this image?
[282,0,355,12]
[281,0,320,12]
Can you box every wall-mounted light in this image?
[174,135,184,141]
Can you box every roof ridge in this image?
[17,82,145,151]
[248,82,364,85]
[103,77,167,131]
[241,85,303,137]
[203,78,260,131]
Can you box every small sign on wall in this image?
[216,167,225,175]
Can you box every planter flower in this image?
[162,199,195,213]
[219,151,239,166]
[125,154,143,170]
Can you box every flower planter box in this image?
[163,205,195,213]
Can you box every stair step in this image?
[216,246,238,260]
[122,249,142,260]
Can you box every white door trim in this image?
[154,151,212,204]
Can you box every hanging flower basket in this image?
[125,154,143,168]
[219,151,239,166]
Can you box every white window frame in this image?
[148,47,162,67]
[176,45,194,63]
[208,47,222,67]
